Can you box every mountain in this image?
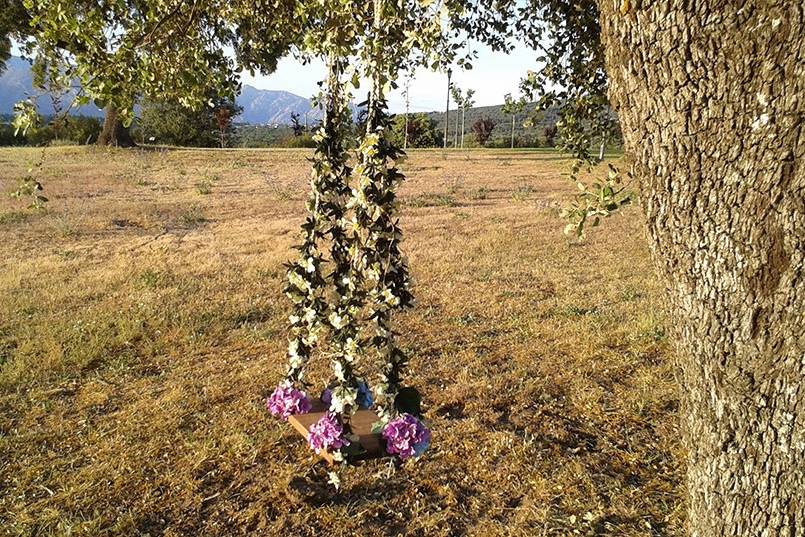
[0,56,322,125]
[237,85,322,125]
[0,56,105,118]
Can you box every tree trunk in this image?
[599,2,804,535]
[454,105,460,148]
[97,104,135,147]
[461,108,465,148]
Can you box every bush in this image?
[135,98,241,147]
[275,134,317,148]
[1,115,101,146]
[389,113,443,148]
[0,123,26,146]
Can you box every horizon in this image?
[243,41,540,114]
[8,40,540,117]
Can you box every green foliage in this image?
[560,163,631,236]
[2,114,101,146]
[0,0,29,73]
[543,124,557,147]
[444,0,628,236]
[428,101,561,147]
[11,0,320,148]
[9,148,48,209]
[390,112,443,148]
[234,124,294,148]
[15,0,284,133]
[10,176,47,209]
[514,0,629,237]
[290,112,304,136]
[275,133,317,148]
[136,98,241,148]
[28,115,101,145]
[0,123,26,146]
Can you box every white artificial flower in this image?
[327,470,342,487]
[329,312,348,329]
[330,385,357,413]
[287,271,311,292]
[333,360,346,381]
[382,289,400,306]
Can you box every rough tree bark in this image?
[599,1,804,535]
[97,104,135,147]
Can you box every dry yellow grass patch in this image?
[0,146,684,536]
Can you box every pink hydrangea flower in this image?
[308,412,350,454]
[382,414,431,459]
[266,384,311,420]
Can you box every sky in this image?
[241,41,540,114]
[11,39,540,115]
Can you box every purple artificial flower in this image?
[382,414,431,459]
[266,384,312,420]
[320,388,332,406]
[308,412,351,454]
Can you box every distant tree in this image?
[471,117,496,146]
[390,112,442,148]
[290,112,304,136]
[502,93,526,149]
[5,115,101,146]
[543,124,557,148]
[450,85,463,148]
[17,0,267,147]
[138,97,241,148]
[213,101,241,148]
[460,89,475,148]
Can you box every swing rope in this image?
[268,0,430,470]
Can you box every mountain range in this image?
[0,56,324,125]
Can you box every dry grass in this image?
[0,146,684,536]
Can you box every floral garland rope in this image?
[268,53,372,466]
[267,54,354,411]
[350,0,429,457]
[268,0,430,469]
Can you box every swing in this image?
[288,401,384,465]
[265,0,433,470]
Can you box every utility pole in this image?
[404,76,410,150]
[443,68,451,149]
[454,92,460,148]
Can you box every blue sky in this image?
[12,39,539,114]
[242,41,540,114]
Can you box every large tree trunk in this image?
[97,104,135,147]
[599,2,804,535]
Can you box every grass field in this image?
[0,147,683,536]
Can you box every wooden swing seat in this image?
[288,400,386,465]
